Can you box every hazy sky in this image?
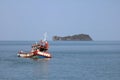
[0,0,120,41]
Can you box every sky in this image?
[0,0,120,41]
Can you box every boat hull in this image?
[17,51,52,59]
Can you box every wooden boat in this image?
[18,33,52,59]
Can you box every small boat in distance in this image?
[17,33,52,59]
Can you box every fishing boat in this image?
[17,32,52,59]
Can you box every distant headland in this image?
[52,34,93,41]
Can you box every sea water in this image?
[0,41,120,80]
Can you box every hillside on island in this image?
[53,34,93,41]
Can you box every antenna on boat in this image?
[43,32,47,41]
[35,42,37,44]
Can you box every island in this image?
[52,34,93,41]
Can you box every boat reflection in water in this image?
[32,59,50,80]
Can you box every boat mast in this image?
[43,32,47,41]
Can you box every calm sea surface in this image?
[0,41,120,80]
